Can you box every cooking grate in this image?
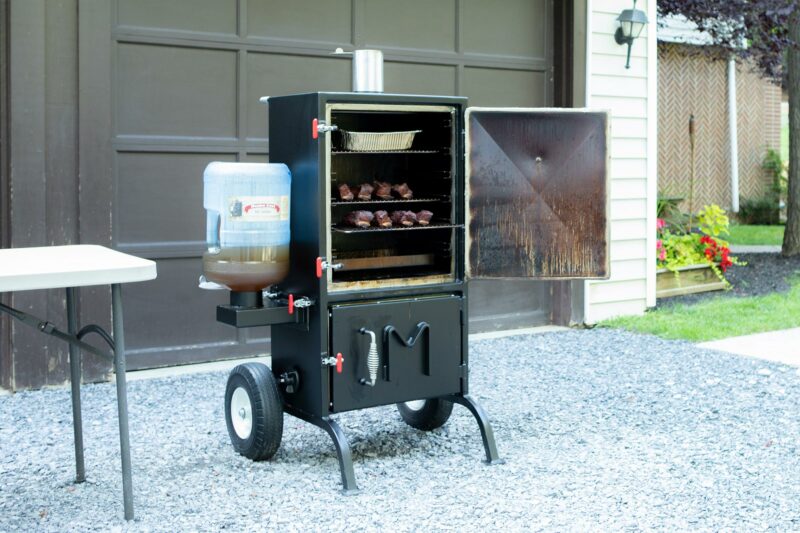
[331,222,461,234]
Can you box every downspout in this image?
[580,0,593,324]
[728,58,740,212]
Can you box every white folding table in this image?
[0,245,157,520]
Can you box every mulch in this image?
[657,253,800,308]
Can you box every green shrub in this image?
[657,194,688,234]
[738,197,780,225]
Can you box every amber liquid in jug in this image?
[203,244,289,292]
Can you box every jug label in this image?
[228,196,289,222]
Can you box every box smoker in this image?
[207,92,609,492]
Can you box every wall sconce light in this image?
[614,0,649,69]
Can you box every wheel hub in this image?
[230,387,253,439]
[404,400,426,411]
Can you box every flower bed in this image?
[656,204,743,298]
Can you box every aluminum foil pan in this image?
[339,130,421,151]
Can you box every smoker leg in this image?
[111,284,134,520]
[445,394,504,465]
[284,406,360,494]
[66,287,86,483]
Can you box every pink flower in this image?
[656,239,663,249]
[656,218,666,230]
[659,249,666,261]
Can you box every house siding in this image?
[584,0,657,322]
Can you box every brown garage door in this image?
[96,0,554,369]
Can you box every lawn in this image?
[727,224,784,245]
[602,277,800,342]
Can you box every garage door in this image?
[102,0,554,369]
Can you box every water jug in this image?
[203,162,291,291]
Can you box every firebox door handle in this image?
[358,328,379,387]
[382,322,431,380]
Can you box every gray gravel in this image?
[2,329,800,531]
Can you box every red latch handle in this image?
[288,294,294,315]
[316,257,323,278]
[312,118,319,140]
[336,352,343,374]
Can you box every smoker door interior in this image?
[465,108,610,280]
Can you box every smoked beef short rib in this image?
[373,210,392,228]
[338,184,354,201]
[415,210,433,226]
[391,183,413,200]
[390,210,417,227]
[354,183,374,201]
[343,210,375,228]
[373,181,393,200]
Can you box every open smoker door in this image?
[465,108,610,280]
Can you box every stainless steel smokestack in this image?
[333,48,384,92]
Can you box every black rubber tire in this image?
[397,398,454,431]
[225,362,283,461]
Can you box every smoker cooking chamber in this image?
[217,92,609,493]
[326,103,459,290]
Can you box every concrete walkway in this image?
[699,327,800,367]
[729,244,781,254]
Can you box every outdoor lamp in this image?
[614,0,649,69]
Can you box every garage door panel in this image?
[247,0,352,43]
[122,258,245,357]
[384,62,456,96]
[117,0,237,35]
[117,152,235,245]
[106,0,552,368]
[469,280,549,331]
[462,0,549,58]
[246,53,350,139]
[364,0,456,52]
[117,44,237,138]
[463,67,546,107]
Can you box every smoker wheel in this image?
[225,363,283,461]
[397,399,453,431]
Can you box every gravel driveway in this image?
[2,329,799,531]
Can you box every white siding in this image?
[584,0,657,322]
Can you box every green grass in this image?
[602,278,800,342]
[726,224,784,245]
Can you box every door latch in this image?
[322,352,343,373]
[316,257,343,278]
[312,118,338,139]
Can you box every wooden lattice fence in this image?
[658,43,782,211]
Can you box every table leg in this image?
[66,287,86,483]
[111,284,134,521]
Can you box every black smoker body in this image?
[217,92,609,492]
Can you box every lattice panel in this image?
[658,44,781,212]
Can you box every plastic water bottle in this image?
[202,162,291,291]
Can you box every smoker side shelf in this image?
[331,222,462,234]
